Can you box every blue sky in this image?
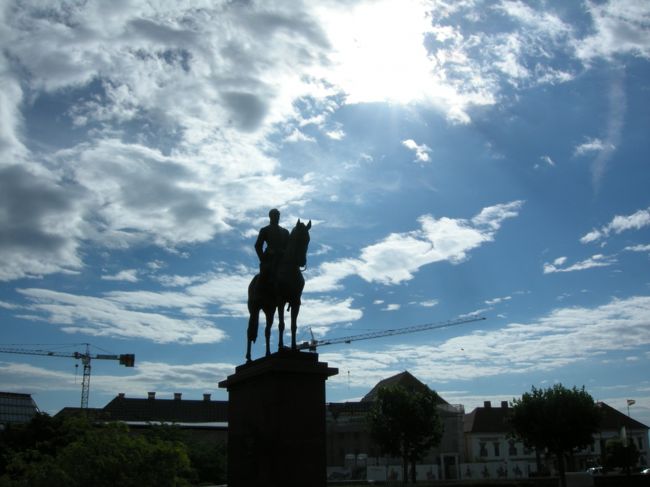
[1,0,650,428]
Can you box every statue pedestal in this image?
[218,350,338,487]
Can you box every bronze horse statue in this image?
[246,219,311,361]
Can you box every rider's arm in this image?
[254,228,266,261]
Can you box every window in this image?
[493,441,501,457]
[508,439,517,456]
[479,442,488,457]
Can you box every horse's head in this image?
[290,219,311,268]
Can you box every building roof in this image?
[101,393,228,423]
[597,402,649,431]
[360,371,448,404]
[0,392,39,425]
[464,401,512,434]
[463,400,649,435]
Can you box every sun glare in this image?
[322,1,434,104]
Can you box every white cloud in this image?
[383,304,401,312]
[322,295,650,389]
[540,155,555,167]
[485,295,512,306]
[575,0,650,61]
[326,129,345,140]
[285,129,316,143]
[625,244,650,253]
[419,299,439,308]
[17,287,227,344]
[308,201,524,291]
[574,137,615,156]
[581,207,650,244]
[402,139,432,163]
[543,254,616,274]
[102,269,139,282]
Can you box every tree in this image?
[0,414,194,487]
[605,438,639,474]
[367,385,443,484]
[509,384,601,487]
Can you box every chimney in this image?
[203,393,211,402]
[148,391,156,400]
[483,401,491,408]
[501,401,509,409]
[174,392,182,401]
[118,393,125,399]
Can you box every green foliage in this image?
[509,384,601,487]
[510,384,601,455]
[605,438,639,473]
[0,414,194,487]
[367,385,443,483]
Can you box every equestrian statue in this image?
[246,209,311,362]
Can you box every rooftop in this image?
[0,392,39,425]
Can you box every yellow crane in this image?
[0,343,135,408]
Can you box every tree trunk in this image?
[557,450,567,487]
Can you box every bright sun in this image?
[322,1,435,105]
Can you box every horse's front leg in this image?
[277,302,285,351]
[290,299,300,350]
[264,308,275,357]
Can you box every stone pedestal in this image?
[218,350,338,487]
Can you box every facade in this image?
[325,371,465,482]
[463,400,537,480]
[464,399,649,479]
[0,392,39,429]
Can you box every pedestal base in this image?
[218,350,338,487]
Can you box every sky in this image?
[1,0,649,430]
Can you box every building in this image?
[0,392,39,429]
[463,400,536,480]
[57,391,228,443]
[463,399,649,479]
[325,371,465,482]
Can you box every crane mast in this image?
[297,315,485,351]
[0,343,135,408]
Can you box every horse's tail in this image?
[247,276,260,342]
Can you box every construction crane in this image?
[297,315,486,352]
[0,343,135,409]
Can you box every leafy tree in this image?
[0,414,194,487]
[367,385,443,484]
[605,438,639,474]
[509,384,601,487]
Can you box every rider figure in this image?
[255,208,289,288]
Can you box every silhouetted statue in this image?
[254,208,290,289]
[247,213,311,362]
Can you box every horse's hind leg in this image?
[290,300,300,350]
[264,307,275,356]
[277,302,286,351]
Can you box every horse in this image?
[246,219,311,362]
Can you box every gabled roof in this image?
[360,371,448,404]
[597,402,649,431]
[102,395,228,423]
[0,392,39,425]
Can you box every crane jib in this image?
[298,316,486,351]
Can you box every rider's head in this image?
[269,208,280,225]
